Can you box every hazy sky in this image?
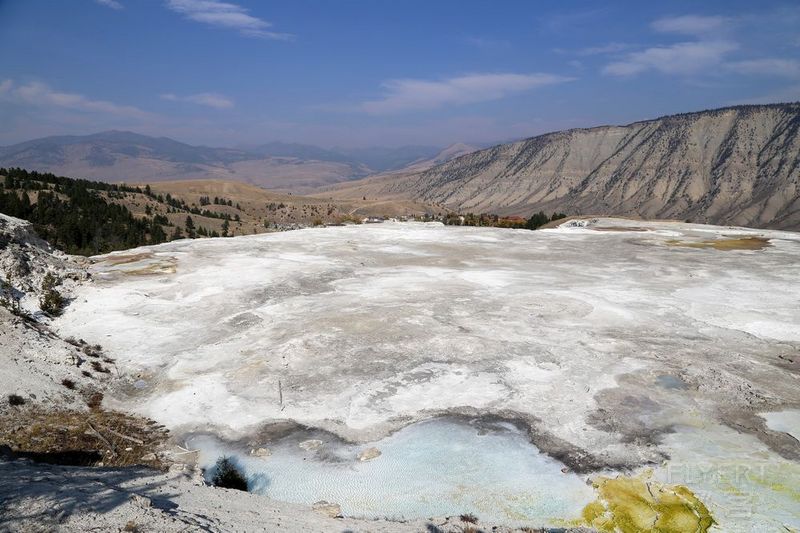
[1,0,799,147]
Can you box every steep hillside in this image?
[400,143,481,172]
[326,104,800,230]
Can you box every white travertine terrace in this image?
[55,219,800,529]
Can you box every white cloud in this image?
[725,58,800,78]
[95,0,123,9]
[603,40,738,76]
[540,8,610,32]
[164,0,292,40]
[360,73,574,114]
[605,13,797,80]
[0,79,150,118]
[651,15,731,35]
[465,37,512,51]
[555,42,633,56]
[160,92,234,109]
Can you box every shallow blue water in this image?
[188,418,594,525]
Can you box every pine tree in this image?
[185,216,196,238]
[526,211,549,230]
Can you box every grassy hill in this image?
[0,168,436,256]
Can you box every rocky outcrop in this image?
[329,104,800,229]
[0,214,86,314]
[0,215,103,413]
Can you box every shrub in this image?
[41,272,59,291]
[90,361,110,373]
[8,394,26,406]
[39,282,65,316]
[61,378,76,390]
[212,456,248,491]
[1,275,23,316]
[86,391,104,409]
[84,345,100,357]
[459,513,478,524]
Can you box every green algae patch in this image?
[581,471,714,533]
[666,236,770,251]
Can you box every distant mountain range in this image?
[0,132,472,192]
[6,104,797,230]
[325,103,800,230]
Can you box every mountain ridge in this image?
[0,132,458,191]
[322,103,800,230]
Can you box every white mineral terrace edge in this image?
[55,219,800,529]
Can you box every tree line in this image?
[443,211,567,230]
[0,167,234,255]
[1,168,165,255]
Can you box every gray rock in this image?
[298,439,323,451]
[130,494,152,509]
[357,447,381,461]
[312,500,342,518]
[250,447,271,457]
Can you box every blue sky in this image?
[1,0,799,147]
